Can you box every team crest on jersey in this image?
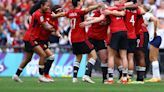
[40,16,44,22]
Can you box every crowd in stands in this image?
[0,0,164,53]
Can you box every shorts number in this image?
[130,15,135,26]
[70,18,76,29]
[136,39,140,47]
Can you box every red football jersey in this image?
[39,12,59,41]
[135,15,148,35]
[125,9,141,39]
[23,17,33,41]
[0,14,5,25]
[65,9,87,43]
[23,9,45,41]
[23,27,32,41]
[87,10,109,40]
[107,7,127,33]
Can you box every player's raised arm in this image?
[125,4,137,10]
[80,14,105,27]
[124,2,133,6]
[51,12,66,18]
[84,4,101,13]
[137,6,146,15]
[115,2,133,10]
[103,9,125,16]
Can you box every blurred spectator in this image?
[12,32,24,52]
[0,26,7,50]
[0,0,33,52]
[157,0,164,29]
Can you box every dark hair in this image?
[127,0,137,4]
[72,0,80,8]
[40,0,47,6]
[51,5,62,13]
[29,0,47,15]
[106,0,112,4]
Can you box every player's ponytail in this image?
[29,0,47,15]
[51,5,62,13]
[127,0,137,4]
[105,0,112,5]
[29,1,41,15]
[40,0,47,6]
[72,0,80,8]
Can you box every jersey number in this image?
[71,18,76,29]
[130,15,135,26]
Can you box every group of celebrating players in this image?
[12,0,162,85]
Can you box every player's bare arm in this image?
[125,4,137,10]
[51,12,66,18]
[84,4,101,13]
[80,14,105,27]
[138,6,146,15]
[103,9,125,16]
[115,2,133,10]
[41,22,56,32]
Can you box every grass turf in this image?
[0,77,163,92]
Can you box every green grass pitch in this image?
[0,77,163,92]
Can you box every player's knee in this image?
[47,54,55,61]
[90,55,97,60]
[92,55,97,60]
[120,53,127,61]
[76,55,82,62]
[76,58,82,62]
[99,55,107,63]
[40,53,47,59]
[90,50,97,60]
[93,53,98,60]
[128,54,134,62]
[120,54,127,61]
[149,55,157,61]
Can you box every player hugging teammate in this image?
[12,0,62,83]
[12,0,162,84]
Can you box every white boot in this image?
[72,78,78,83]
[12,75,23,83]
[38,75,50,83]
[82,75,95,84]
